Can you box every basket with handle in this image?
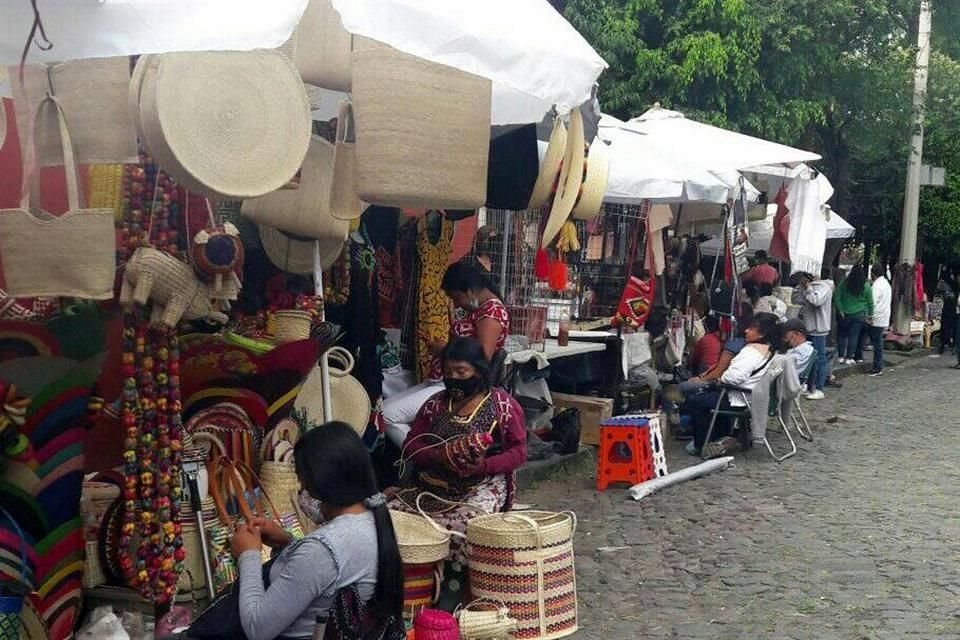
[456,598,518,640]
[466,511,578,640]
[0,507,33,640]
[260,419,304,537]
[273,309,313,344]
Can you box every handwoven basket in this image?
[352,37,491,209]
[260,461,301,521]
[390,510,451,565]
[82,540,106,588]
[467,511,578,640]
[179,520,208,594]
[273,310,313,344]
[458,599,518,640]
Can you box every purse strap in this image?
[20,93,83,213]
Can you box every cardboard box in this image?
[550,392,614,446]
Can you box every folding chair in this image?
[790,357,815,442]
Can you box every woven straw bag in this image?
[293,346,371,436]
[389,511,451,566]
[12,57,138,165]
[179,520,208,594]
[0,96,116,299]
[243,135,349,239]
[259,420,302,531]
[330,101,365,221]
[457,599,518,640]
[352,37,491,209]
[290,0,353,91]
[274,310,313,344]
[467,511,578,640]
[82,540,106,589]
[137,50,311,199]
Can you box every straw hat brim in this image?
[541,109,585,248]
[143,50,311,199]
[571,139,610,221]
[259,224,346,275]
[527,117,567,210]
[293,365,371,436]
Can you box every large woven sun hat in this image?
[258,225,345,276]
[138,50,311,199]
[540,109,585,248]
[527,116,567,210]
[290,0,353,91]
[571,138,610,221]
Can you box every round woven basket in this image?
[467,511,578,640]
[274,310,313,344]
[390,510,451,565]
[138,50,311,199]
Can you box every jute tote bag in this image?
[330,101,365,221]
[11,57,138,166]
[352,37,491,209]
[137,50,312,199]
[290,0,353,91]
[0,96,116,299]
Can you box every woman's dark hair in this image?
[844,265,866,296]
[474,225,499,257]
[442,337,492,388]
[871,263,885,280]
[644,306,670,338]
[749,312,782,346]
[441,261,502,299]
[294,422,403,624]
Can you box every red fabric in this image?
[428,298,509,380]
[689,331,724,375]
[769,184,791,261]
[741,263,780,286]
[915,262,925,312]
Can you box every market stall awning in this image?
[597,114,760,204]
[624,107,821,172]
[699,205,854,257]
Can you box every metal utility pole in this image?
[895,0,932,333]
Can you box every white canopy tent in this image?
[0,0,606,124]
[624,106,821,172]
[699,205,854,258]
[597,114,760,205]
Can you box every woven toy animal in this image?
[190,222,244,299]
[121,247,237,327]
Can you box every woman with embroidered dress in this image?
[382,262,510,447]
[388,337,526,565]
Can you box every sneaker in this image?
[855,359,864,364]
[868,369,883,377]
[806,390,825,400]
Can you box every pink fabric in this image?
[742,263,780,286]
[769,185,790,261]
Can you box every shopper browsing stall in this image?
[834,265,873,365]
[868,264,891,377]
[382,263,509,444]
[389,338,526,564]
[794,271,835,400]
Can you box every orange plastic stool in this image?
[596,419,654,491]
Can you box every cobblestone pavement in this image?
[525,355,960,639]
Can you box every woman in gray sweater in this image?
[228,422,404,640]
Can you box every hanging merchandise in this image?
[352,37,491,209]
[541,109,585,249]
[293,347,372,436]
[612,213,655,329]
[190,220,244,299]
[786,174,831,277]
[0,96,116,299]
[570,137,610,221]
[87,164,127,221]
[330,101,366,221]
[117,312,186,604]
[414,215,454,382]
[133,50,311,199]
[534,248,551,282]
[486,124,539,210]
[289,0,353,91]
[11,57,138,166]
[528,117,568,210]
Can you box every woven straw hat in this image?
[571,138,610,221]
[527,117,567,210]
[138,50,311,199]
[259,225,345,275]
[540,109,585,248]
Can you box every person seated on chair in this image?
[185,422,405,640]
[381,262,510,448]
[783,318,815,377]
[388,337,527,568]
[684,313,781,457]
[688,314,724,377]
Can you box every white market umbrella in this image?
[597,114,760,204]
[624,106,821,172]
[700,205,854,257]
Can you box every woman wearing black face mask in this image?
[389,337,527,566]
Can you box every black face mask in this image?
[443,376,483,400]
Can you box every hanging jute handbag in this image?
[290,0,353,91]
[12,57,138,166]
[466,511,578,640]
[0,95,116,299]
[352,37,491,209]
[330,100,365,221]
